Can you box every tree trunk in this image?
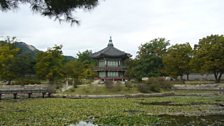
[214,71,223,83]
[180,75,185,84]
[7,80,12,85]
[187,73,189,81]
[217,72,223,83]
[65,76,69,88]
[180,75,183,80]
[214,72,218,82]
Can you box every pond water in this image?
[69,121,97,126]
[69,115,224,126]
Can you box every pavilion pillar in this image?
[48,93,51,97]
[13,93,17,99]
[42,92,46,98]
[28,93,32,98]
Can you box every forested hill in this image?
[13,42,40,59]
[0,41,75,61]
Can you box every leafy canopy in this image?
[163,43,192,79]
[193,34,224,82]
[128,38,170,79]
[77,50,96,79]
[35,45,64,84]
[0,41,20,83]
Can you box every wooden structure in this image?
[91,37,131,81]
[0,86,54,100]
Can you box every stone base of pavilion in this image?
[95,77,127,82]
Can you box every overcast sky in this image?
[0,0,224,57]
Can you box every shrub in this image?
[138,83,152,93]
[12,79,41,85]
[73,79,82,88]
[113,82,123,92]
[105,80,114,89]
[105,81,128,92]
[138,77,172,93]
[125,81,134,89]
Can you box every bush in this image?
[125,81,134,89]
[105,81,127,92]
[73,79,82,88]
[138,83,152,93]
[105,80,114,89]
[138,77,172,93]
[113,82,123,92]
[12,79,41,85]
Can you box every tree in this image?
[0,0,99,24]
[193,34,224,83]
[163,43,192,80]
[63,60,84,85]
[125,58,141,80]
[0,41,20,84]
[134,38,170,79]
[35,45,64,84]
[13,54,36,78]
[77,50,95,65]
[77,50,96,79]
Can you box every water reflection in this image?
[69,121,97,126]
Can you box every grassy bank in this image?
[0,95,224,125]
[63,84,139,95]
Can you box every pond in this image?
[69,121,97,126]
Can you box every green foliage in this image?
[163,43,192,79]
[77,50,96,79]
[125,58,141,80]
[193,34,224,83]
[104,81,123,92]
[65,83,139,95]
[104,80,114,89]
[0,96,223,125]
[0,41,20,84]
[137,38,170,59]
[62,58,95,87]
[128,38,170,79]
[12,79,41,85]
[0,0,99,24]
[13,54,36,78]
[63,50,97,82]
[63,60,84,80]
[125,81,135,89]
[35,45,64,84]
[77,50,94,64]
[0,38,38,83]
[138,77,172,93]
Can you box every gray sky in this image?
[0,0,224,57]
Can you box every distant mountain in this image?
[13,42,40,59]
[63,55,76,62]
[14,42,39,53]
[13,42,75,61]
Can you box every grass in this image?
[63,84,139,95]
[0,95,224,125]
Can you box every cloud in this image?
[0,0,224,57]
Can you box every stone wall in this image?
[178,73,224,81]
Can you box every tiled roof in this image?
[91,37,131,59]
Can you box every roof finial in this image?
[108,36,113,47]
